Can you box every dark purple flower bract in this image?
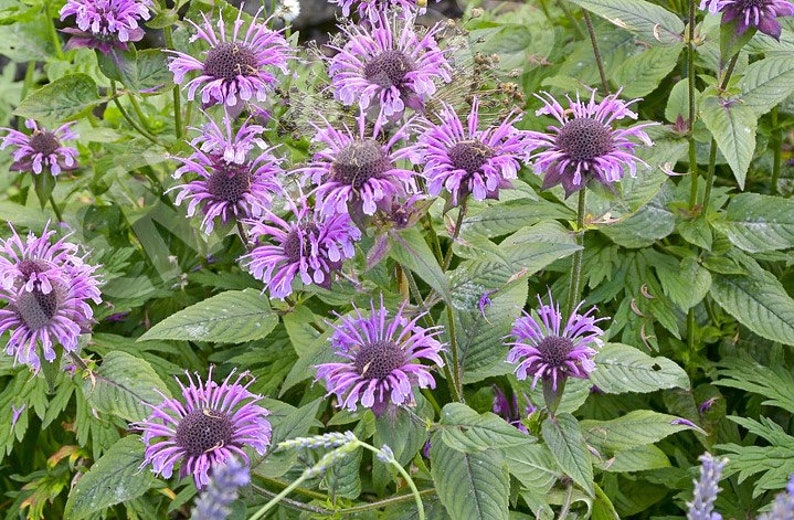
[1,120,79,176]
[700,0,794,40]
[0,225,102,372]
[59,0,152,53]
[168,7,292,108]
[135,368,271,489]
[525,90,656,198]
[409,98,528,205]
[506,292,606,391]
[328,14,451,118]
[315,298,445,416]
[239,201,361,299]
[300,111,417,217]
[170,115,284,234]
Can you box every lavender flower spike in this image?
[506,291,606,391]
[687,453,728,520]
[409,97,529,205]
[1,120,79,176]
[525,89,657,198]
[328,14,451,118]
[59,0,153,54]
[699,0,794,40]
[167,7,292,109]
[134,367,271,489]
[315,297,445,417]
[190,457,250,520]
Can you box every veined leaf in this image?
[542,413,595,497]
[506,444,560,492]
[716,355,794,414]
[438,403,534,453]
[568,0,684,44]
[739,54,794,116]
[580,410,701,453]
[712,193,794,253]
[15,74,102,125]
[389,227,451,304]
[590,343,690,394]
[138,289,279,343]
[700,93,758,189]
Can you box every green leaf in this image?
[709,268,794,346]
[82,351,171,422]
[138,289,279,343]
[592,483,620,520]
[716,354,794,414]
[699,93,758,189]
[430,438,509,520]
[322,447,361,499]
[590,343,690,394]
[598,444,670,473]
[567,0,685,44]
[64,435,156,520]
[97,47,139,90]
[600,183,676,248]
[437,403,534,453]
[654,256,712,310]
[32,171,56,210]
[739,54,794,116]
[461,198,574,238]
[389,227,451,304]
[613,44,684,98]
[712,193,794,253]
[542,413,595,497]
[15,74,102,125]
[255,398,323,478]
[580,410,700,453]
[505,444,560,492]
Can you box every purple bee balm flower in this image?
[525,90,657,198]
[315,298,445,417]
[0,225,102,372]
[328,0,438,21]
[506,292,606,391]
[167,7,292,109]
[59,0,152,54]
[170,115,284,234]
[328,14,451,118]
[409,97,528,205]
[300,111,417,217]
[0,120,79,176]
[134,368,271,490]
[239,201,361,299]
[492,385,534,434]
[700,0,794,40]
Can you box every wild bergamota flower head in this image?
[700,0,794,40]
[59,0,152,53]
[1,120,79,176]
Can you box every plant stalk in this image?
[565,190,587,317]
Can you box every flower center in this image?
[207,161,252,203]
[15,287,62,331]
[354,340,406,380]
[537,336,575,368]
[17,259,49,277]
[330,139,391,189]
[556,118,614,162]
[282,224,319,263]
[363,50,413,88]
[203,42,259,82]
[175,408,234,457]
[29,131,60,156]
[448,139,494,175]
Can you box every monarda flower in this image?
[0,120,79,176]
[239,202,361,299]
[315,298,445,416]
[0,225,102,372]
[167,7,292,109]
[328,0,438,21]
[409,97,528,205]
[300,112,416,217]
[135,368,271,489]
[506,292,606,391]
[525,90,656,198]
[328,14,451,118]
[59,0,152,54]
[700,0,794,40]
[170,116,284,234]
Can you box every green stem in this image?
[45,0,64,60]
[582,10,610,95]
[22,61,36,100]
[770,106,781,195]
[249,485,331,515]
[358,443,425,520]
[109,82,161,146]
[127,92,153,132]
[248,472,314,520]
[424,214,444,265]
[686,307,696,376]
[162,24,183,140]
[444,303,464,402]
[557,481,575,520]
[687,0,699,210]
[442,199,468,271]
[237,220,249,248]
[700,139,718,214]
[337,489,436,514]
[558,1,586,40]
[49,194,64,223]
[565,190,587,317]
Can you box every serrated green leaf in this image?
[709,268,794,346]
[567,0,684,44]
[700,94,757,189]
[15,74,102,125]
[542,413,594,497]
[592,483,620,520]
[389,227,451,304]
[716,355,794,414]
[654,256,711,310]
[461,198,574,238]
[138,289,279,343]
[598,444,670,473]
[430,438,509,520]
[64,435,156,520]
[600,183,676,248]
[97,47,138,90]
[590,343,690,394]
[322,447,361,499]
[580,410,699,453]
[739,55,794,116]
[438,403,534,453]
[505,444,560,492]
[255,398,323,478]
[83,351,171,422]
[613,44,683,98]
[712,193,794,253]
